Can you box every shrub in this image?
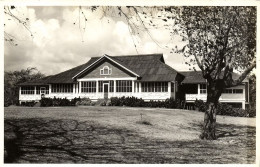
[165,97,176,109]
[194,99,256,117]
[21,101,37,107]
[110,96,145,107]
[40,97,81,107]
[76,97,92,106]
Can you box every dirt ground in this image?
[4,106,256,163]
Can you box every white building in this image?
[18,54,249,109]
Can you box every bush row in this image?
[40,97,81,107]
[110,96,182,109]
[194,99,255,117]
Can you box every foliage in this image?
[20,101,37,107]
[4,67,45,107]
[194,99,255,117]
[75,97,95,106]
[40,97,81,107]
[248,74,256,110]
[110,96,180,109]
[110,96,146,107]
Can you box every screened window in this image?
[98,81,103,92]
[36,86,49,94]
[116,80,132,92]
[223,89,243,94]
[233,89,243,94]
[21,86,35,94]
[142,82,168,92]
[100,66,112,75]
[171,82,175,92]
[81,81,96,93]
[36,87,41,94]
[109,80,114,92]
[51,84,73,93]
[200,84,207,94]
[223,89,233,94]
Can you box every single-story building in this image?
[18,54,249,109]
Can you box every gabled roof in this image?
[73,54,140,79]
[19,54,183,85]
[180,71,248,84]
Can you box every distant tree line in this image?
[4,67,45,106]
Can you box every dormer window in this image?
[100,66,112,75]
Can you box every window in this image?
[98,81,103,92]
[81,81,96,93]
[171,82,175,92]
[142,82,168,92]
[36,86,49,94]
[233,89,243,94]
[223,89,233,94]
[109,80,114,92]
[223,89,243,94]
[21,86,35,94]
[51,84,73,93]
[200,84,207,94]
[116,80,132,92]
[100,66,112,75]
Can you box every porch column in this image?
[114,80,116,96]
[34,86,36,95]
[198,84,200,99]
[174,81,176,99]
[139,82,141,96]
[49,84,52,95]
[19,87,21,100]
[242,101,245,109]
[168,82,171,98]
[73,84,75,95]
[132,80,134,95]
[96,80,99,98]
[79,81,82,96]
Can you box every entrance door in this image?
[40,87,46,94]
[40,87,46,98]
[104,84,109,99]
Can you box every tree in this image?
[4,68,45,106]
[170,7,256,139]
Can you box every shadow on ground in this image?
[4,118,255,164]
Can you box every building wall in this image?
[81,61,132,79]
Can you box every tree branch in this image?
[225,60,256,87]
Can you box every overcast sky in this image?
[4,6,192,76]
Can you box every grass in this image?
[4,106,256,163]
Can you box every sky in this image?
[4,6,192,76]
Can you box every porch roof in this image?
[180,71,248,84]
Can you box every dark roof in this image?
[18,76,53,86]
[180,71,248,84]
[112,54,180,81]
[19,54,183,85]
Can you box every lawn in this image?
[4,106,256,163]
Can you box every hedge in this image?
[40,97,81,107]
[194,99,255,117]
[110,96,180,109]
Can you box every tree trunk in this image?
[200,101,218,140]
[200,82,223,140]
